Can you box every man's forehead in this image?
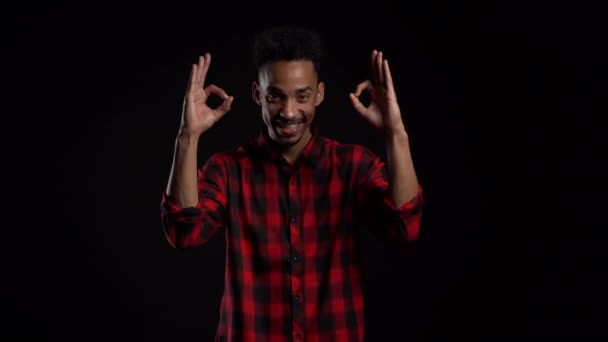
[259,60,317,83]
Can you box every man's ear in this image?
[315,82,325,106]
[252,81,262,106]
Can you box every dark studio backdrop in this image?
[6,2,606,340]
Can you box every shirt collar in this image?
[255,124,322,167]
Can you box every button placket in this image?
[288,172,304,340]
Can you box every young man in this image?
[161,27,423,341]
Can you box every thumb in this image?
[349,93,368,117]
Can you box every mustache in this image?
[274,117,306,124]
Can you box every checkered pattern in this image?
[161,130,423,341]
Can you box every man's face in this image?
[253,60,325,147]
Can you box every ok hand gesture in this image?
[349,50,406,136]
[180,53,234,136]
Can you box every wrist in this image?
[176,130,201,147]
[384,126,408,142]
[177,125,202,139]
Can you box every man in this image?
[161,26,423,341]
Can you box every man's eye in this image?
[298,94,310,101]
[266,94,279,102]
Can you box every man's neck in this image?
[281,129,312,165]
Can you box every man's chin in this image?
[270,128,300,144]
[269,125,311,148]
[274,135,300,146]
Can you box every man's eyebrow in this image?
[266,86,285,94]
[295,86,313,93]
[266,86,313,93]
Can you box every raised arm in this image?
[165,53,234,208]
[350,50,423,242]
[162,53,234,248]
[349,50,420,207]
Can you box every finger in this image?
[376,51,385,89]
[194,56,205,86]
[187,63,197,93]
[353,80,372,97]
[349,92,368,116]
[196,53,210,86]
[201,53,211,84]
[383,59,395,93]
[204,84,229,100]
[215,96,234,117]
[371,50,380,87]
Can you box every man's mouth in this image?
[275,120,304,137]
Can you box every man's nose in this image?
[280,98,297,119]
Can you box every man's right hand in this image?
[180,53,234,137]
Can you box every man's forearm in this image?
[385,129,419,207]
[165,132,201,208]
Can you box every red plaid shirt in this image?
[160,129,423,342]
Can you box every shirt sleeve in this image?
[356,148,423,243]
[160,153,228,248]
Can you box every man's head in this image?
[252,27,325,149]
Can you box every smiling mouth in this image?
[276,121,301,128]
[275,120,303,137]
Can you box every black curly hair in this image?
[253,26,323,78]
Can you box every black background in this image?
[6,2,607,340]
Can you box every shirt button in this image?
[295,332,302,340]
[295,294,302,301]
[293,255,298,262]
[291,217,296,223]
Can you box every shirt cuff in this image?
[161,192,203,218]
[382,184,423,218]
